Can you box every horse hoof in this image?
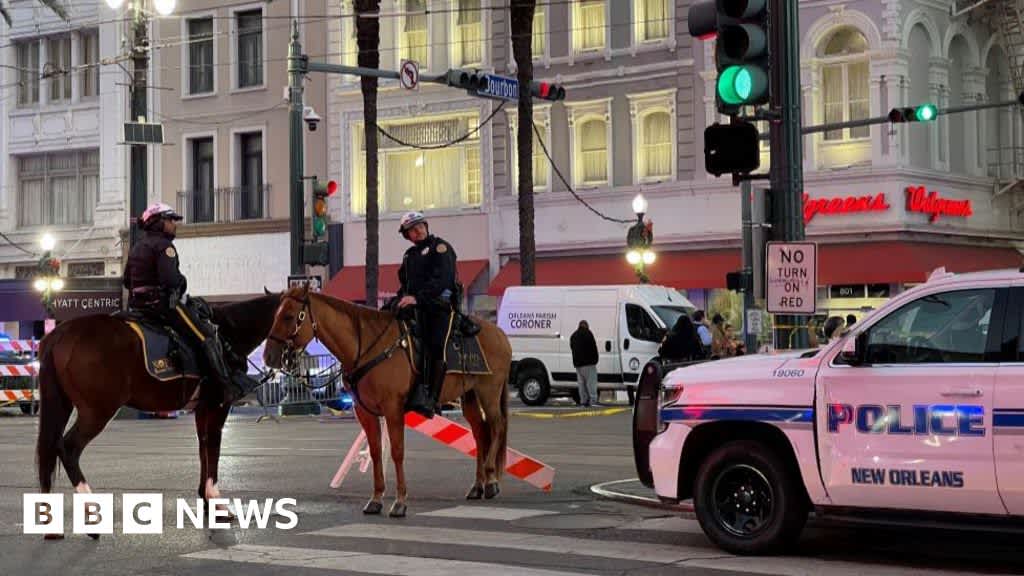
[466,485,484,500]
[43,534,64,541]
[389,501,407,518]
[484,483,500,499]
[363,500,383,515]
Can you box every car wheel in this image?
[693,440,807,555]
[516,367,550,407]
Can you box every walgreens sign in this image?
[803,187,973,224]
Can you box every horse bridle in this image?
[267,291,317,371]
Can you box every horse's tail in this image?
[496,359,510,478]
[36,329,71,493]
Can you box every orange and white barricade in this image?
[0,340,38,353]
[331,412,555,492]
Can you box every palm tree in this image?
[355,0,381,306]
[1,1,69,26]
[510,0,536,285]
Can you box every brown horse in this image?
[263,286,512,517]
[35,292,281,537]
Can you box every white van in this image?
[497,285,695,406]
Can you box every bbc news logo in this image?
[23,494,298,535]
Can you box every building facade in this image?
[0,1,128,336]
[327,0,1023,329]
[154,0,329,300]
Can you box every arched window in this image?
[579,118,608,185]
[640,111,672,180]
[820,27,870,141]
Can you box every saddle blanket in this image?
[444,334,491,376]
[122,319,202,382]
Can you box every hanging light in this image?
[632,194,648,216]
[51,278,65,292]
[105,0,126,9]
[153,0,177,16]
[39,233,56,252]
[642,250,656,265]
[33,278,48,292]
[626,250,641,265]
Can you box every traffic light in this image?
[688,0,770,115]
[445,68,490,93]
[726,270,752,292]
[888,104,938,123]
[704,121,760,176]
[312,178,337,241]
[530,81,566,102]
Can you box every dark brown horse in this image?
[263,287,512,517]
[35,292,281,537]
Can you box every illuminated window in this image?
[820,27,870,141]
[573,0,606,53]
[454,0,483,66]
[509,112,551,193]
[636,0,669,43]
[402,0,429,67]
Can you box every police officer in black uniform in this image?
[123,203,259,406]
[396,211,457,419]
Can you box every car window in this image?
[651,306,693,329]
[626,304,663,343]
[865,289,996,364]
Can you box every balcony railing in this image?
[176,184,271,224]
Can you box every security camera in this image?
[304,106,321,132]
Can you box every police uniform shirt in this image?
[398,235,457,304]
[124,230,187,296]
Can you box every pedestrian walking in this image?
[570,320,600,407]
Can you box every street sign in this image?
[766,242,817,315]
[746,309,763,335]
[477,74,519,101]
[400,60,419,90]
[288,275,323,292]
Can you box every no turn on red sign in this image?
[766,242,817,315]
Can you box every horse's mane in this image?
[312,292,395,331]
[210,293,282,355]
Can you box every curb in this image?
[590,478,694,513]
[515,407,630,419]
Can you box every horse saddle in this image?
[402,312,491,376]
[113,311,202,382]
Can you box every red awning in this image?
[486,251,742,296]
[817,242,1022,284]
[325,259,488,301]
[487,242,1023,296]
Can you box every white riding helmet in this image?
[398,211,427,234]
[141,202,183,227]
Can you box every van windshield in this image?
[651,306,694,328]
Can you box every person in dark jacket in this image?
[123,202,259,406]
[569,321,600,407]
[395,211,458,418]
[658,315,704,362]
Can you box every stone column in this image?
[71,30,81,104]
[39,38,49,107]
[962,67,988,177]
[929,58,950,172]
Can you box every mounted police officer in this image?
[123,202,260,406]
[396,211,457,419]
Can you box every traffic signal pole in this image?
[288,23,305,275]
[768,0,807,350]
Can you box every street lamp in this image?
[626,194,655,283]
[35,234,63,317]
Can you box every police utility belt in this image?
[130,286,177,308]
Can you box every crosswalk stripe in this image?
[418,506,558,521]
[182,544,598,576]
[616,516,705,534]
[305,523,722,564]
[680,555,998,576]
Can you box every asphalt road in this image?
[0,404,1022,576]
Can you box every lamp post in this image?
[106,0,176,250]
[626,194,655,284]
[34,233,63,318]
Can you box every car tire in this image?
[693,440,807,555]
[516,366,550,407]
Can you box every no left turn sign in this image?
[400,60,419,90]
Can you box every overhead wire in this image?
[377,99,506,150]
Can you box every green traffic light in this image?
[914,104,937,122]
[717,65,768,106]
[313,218,326,237]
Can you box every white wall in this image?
[176,232,290,296]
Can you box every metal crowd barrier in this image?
[0,340,40,414]
[254,354,352,422]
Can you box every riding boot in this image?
[200,336,236,406]
[405,353,435,419]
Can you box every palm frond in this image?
[38,0,69,21]
[0,2,12,27]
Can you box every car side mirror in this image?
[839,332,867,366]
